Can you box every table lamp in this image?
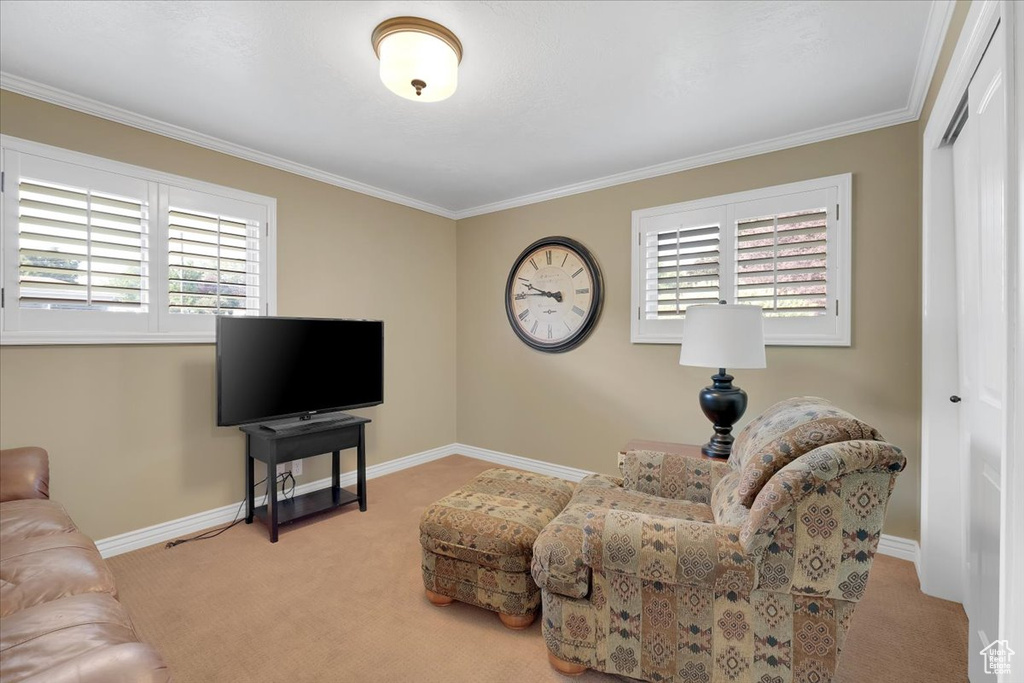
[678,302,766,459]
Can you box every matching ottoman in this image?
[419,468,574,629]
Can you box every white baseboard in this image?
[95,443,454,558]
[96,441,923,579]
[451,443,594,482]
[878,533,922,576]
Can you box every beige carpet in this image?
[108,455,967,682]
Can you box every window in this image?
[1,136,276,344]
[631,174,851,346]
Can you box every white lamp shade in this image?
[678,304,766,369]
[378,30,459,102]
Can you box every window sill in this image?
[0,331,215,346]
[631,333,851,347]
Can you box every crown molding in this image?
[3,0,954,225]
[907,0,957,119]
[453,2,954,221]
[0,73,457,220]
[451,106,916,219]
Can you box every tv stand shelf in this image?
[240,414,371,542]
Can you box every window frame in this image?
[0,135,277,345]
[631,173,852,347]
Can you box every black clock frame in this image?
[504,236,604,353]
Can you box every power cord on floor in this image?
[166,471,295,548]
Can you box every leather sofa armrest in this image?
[0,447,50,502]
[19,642,171,683]
[582,509,757,591]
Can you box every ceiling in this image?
[0,1,950,219]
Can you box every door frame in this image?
[921,0,1023,662]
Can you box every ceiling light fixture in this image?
[371,17,463,103]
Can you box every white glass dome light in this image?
[372,17,463,103]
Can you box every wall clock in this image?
[505,236,604,353]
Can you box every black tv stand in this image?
[240,415,371,542]
[260,412,357,433]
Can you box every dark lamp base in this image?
[697,369,748,460]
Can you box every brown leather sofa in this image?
[0,447,170,682]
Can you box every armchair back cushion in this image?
[727,396,883,506]
[618,449,731,503]
[740,439,906,600]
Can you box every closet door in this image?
[951,23,1007,682]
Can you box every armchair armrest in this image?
[739,439,906,600]
[581,509,757,592]
[619,448,732,503]
[0,447,50,502]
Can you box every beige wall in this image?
[456,123,922,540]
[1,9,970,543]
[0,91,457,539]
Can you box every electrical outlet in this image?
[277,460,303,477]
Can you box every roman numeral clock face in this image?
[505,237,604,353]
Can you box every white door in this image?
[951,23,1007,682]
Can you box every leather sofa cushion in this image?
[18,642,171,683]
[0,593,140,683]
[0,447,49,503]
[0,499,78,541]
[0,532,117,617]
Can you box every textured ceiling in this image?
[0,1,944,217]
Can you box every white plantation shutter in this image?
[646,224,721,318]
[2,152,154,336]
[735,208,828,316]
[18,180,148,312]
[632,175,850,346]
[634,206,726,342]
[158,186,269,335]
[167,209,261,316]
[1,139,276,344]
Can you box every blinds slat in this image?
[737,252,826,268]
[776,212,827,228]
[168,244,249,267]
[737,293,827,304]
[19,250,143,271]
[168,225,248,247]
[20,217,144,241]
[655,238,720,253]
[19,297,142,308]
[21,199,143,228]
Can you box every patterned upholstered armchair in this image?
[532,397,905,683]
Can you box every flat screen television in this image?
[216,316,384,426]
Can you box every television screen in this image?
[216,316,384,426]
